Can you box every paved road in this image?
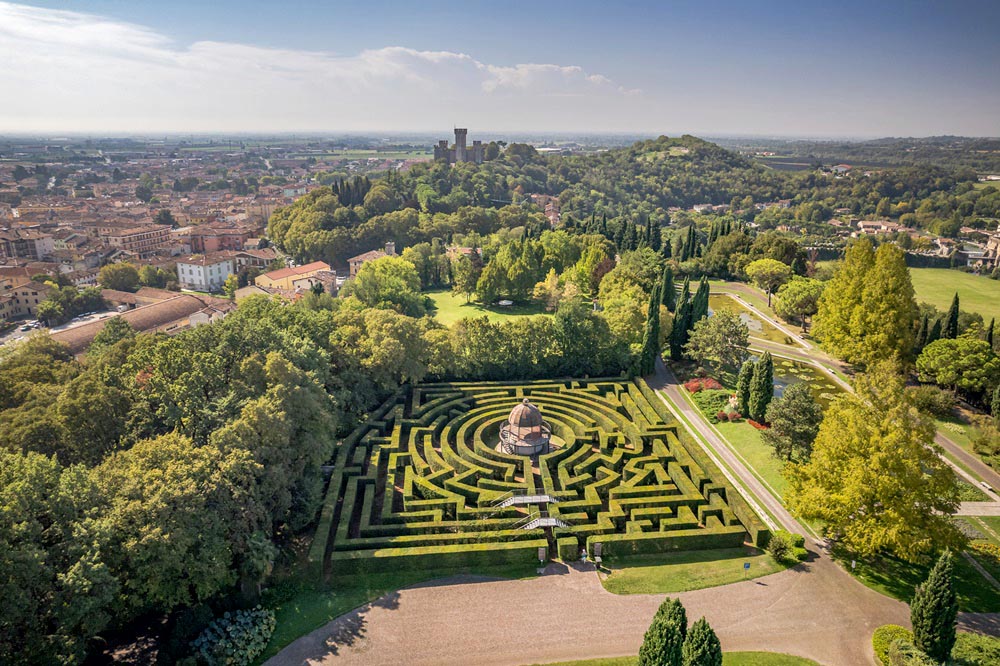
[959,502,1000,516]
[269,557,917,666]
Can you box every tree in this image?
[35,299,64,325]
[748,351,773,423]
[736,360,754,417]
[684,310,750,372]
[987,317,995,349]
[152,209,176,227]
[761,382,822,461]
[910,551,957,663]
[814,238,875,360]
[223,273,239,300]
[451,254,481,303]
[134,184,153,203]
[98,262,140,292]
[787,364,963,562]
[344,256,426,316]
[638,285,662,375]
[90,316,135,355]
[670,279,692,361]
[690,276,710,324]
[993,384,1000,421]
[944,293,960,340]
[773,278,824,331]
[661,266,676,311]
[744,258,792,306]
[916,336,1000,396]
[639,598,686,666]
[681,617,723,666]
[532,268,563,311]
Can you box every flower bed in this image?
[684,377,724,393]
[748,419,770,430]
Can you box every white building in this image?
[175,253,235,292]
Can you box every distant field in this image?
[426,289,551,326]
[288,150,430,160]
[909,268,1000,322]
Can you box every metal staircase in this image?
[512,511,569,530]
[491,491,560,509]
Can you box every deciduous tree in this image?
[684,310,749,372]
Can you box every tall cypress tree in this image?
[639,285,662,375]
[992,384,1000,422]
[910,551,957,663]
[736,360,754,417]
[987,317,995,349]
[945,293,960,339]
[661,266,676,312]
[638,616,684,666]
[748,351,774,423]
[681,617,722,666]
[914,314,929,353]
[670,281,692,361]
[927,318,943,346]
[691,277,710,324]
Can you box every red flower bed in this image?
[684,377,724,393]
[748,419,770,430]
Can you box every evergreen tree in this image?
[639,285,662,375]
[851,243,918,367]
[910,551,958,663]
[915,314,929,353]
[650,223,662,252]
[748,351,774,423]
[736,360,754,417]
[992,384,1000,422]
[813,238,875,361]
[927,318,943,347]
[661,266,676,312]
[987,317,995,349]
[681,617,722,666]
[691,277,710,324]
[670,280,693,361]
[639,601,685,666]
[944,293,960,339]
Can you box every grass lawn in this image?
[260,563,538,661]
[709,293,792,346]
[714,422,790,498]
[834,549,1000,613]
[600,547,788,595]
[909,268,1000,323]
[426,289,551,326]
[524,653,818,666]
[969,516,1000,545]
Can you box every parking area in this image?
[1,309,122,348]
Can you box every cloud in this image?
[0,2,639,132]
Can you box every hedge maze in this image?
[309,378,769,575]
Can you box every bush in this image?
[190,607,276,666]
[952,631,1000,665]
[886,638,937,666]
[872,625,913,666]
[766,530,807,564]
[684,377,724,393]
[907,385,957,418]
[716,411,728,422]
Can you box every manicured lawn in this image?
[969,516,1000,545]
[260,563,538,660]
[909,268,1000,323]
[524,653,818,666]
[426,289,551,326]
[834,549,1000,613]
[601,547,789,595]
[714,421,790,498]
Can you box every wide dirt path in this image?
[268,555,918,666]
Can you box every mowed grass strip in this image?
[909,268,1000,323]
[426,289,552,326]
[523,652,819,666]
[600,547,788,595]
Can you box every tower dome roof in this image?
[508,398,543,428]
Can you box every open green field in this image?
[714,422,790,498]
[909,268,1000,322]
[427,289,552,325]
[601,547,788,595]
[709,293,792,345]
[525,653,819,666]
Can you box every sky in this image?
[1,0,999,137]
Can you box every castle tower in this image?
[454,128,468,162]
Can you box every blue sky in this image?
[2,0,999,136]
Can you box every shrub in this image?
[952,631,1000,665]
[886,638,937,665]
[684,377,724,393]
[716,411,728,422]
[190,607,276,666]
[747,419,769,430]
[969,541,1000,565]
[872,625,913,666]
[907,385,957,418]
[766,530,807,564]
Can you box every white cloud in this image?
[0,2,641,132]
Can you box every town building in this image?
[0,229,55,261]
[102,225,171,257]
[254,260,331,290]
[348,241,396,278]
[7,280,54,317]
[175,253,236,292]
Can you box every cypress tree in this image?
[992,384,1000,422]
[638,616,684,666]
[910,551,957,663]
[681,617,723,666]
[987,317,995,349]
[748,352,774,423]
[927,318,943,346]
[670,281,692,361]
[653,598,688,638]
[639,285,662,375]
[736,360,754,417]
[650,223,662,252]
[945,293,960,339]
[691,277,710,324]
[661,266,676,312]
[914,314,929,353]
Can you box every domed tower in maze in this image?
[499,398,552,455]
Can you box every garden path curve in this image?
[265,552,1000,666]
